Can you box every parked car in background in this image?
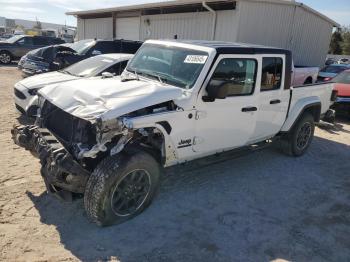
[293,66,319,85]
[19,43,77,77]
[0,35,65,64]
[12,40,336,226]
[338,58,350,65]
[18,39,142,77]
[331,69,350,115]
[0,34,13,41]
[14,53,133,117]
[325,58,337,66]
[317,64,350,82]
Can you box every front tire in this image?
[84,151,161,226]
[281,113,315,156]
[0,51,12,64]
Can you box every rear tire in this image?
[84,151,161,227]
[0,51,12,64]
[281,113,315,157]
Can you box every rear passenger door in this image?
[251,56,290,141]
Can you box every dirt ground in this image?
[0,65,350,262]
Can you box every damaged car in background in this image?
[12,40,336,226]
[19,39,142,77]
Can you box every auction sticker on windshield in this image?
[184,55,208,64]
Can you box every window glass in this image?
[62,55,121,77]
[261,57,283,91]
[94,42,116,53]
[70,39,95,55]
[6,35,23,43]
[209,58,257,96]
[17,37,33,45]
[127,43,208,89]
[33,37,49,45]
[103,60,128,75]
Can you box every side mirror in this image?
[91,49,102,56]
[101,72,115,78]
[204,80,229,102]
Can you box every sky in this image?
[0,0,349,27]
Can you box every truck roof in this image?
[166,40,292,56]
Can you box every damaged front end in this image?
[12,98,175,200]
[11,125,90,200]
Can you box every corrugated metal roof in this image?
[66,0,339,27]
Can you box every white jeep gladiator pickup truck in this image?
[12,40,336,226]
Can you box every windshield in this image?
[321,65,349,74]
[333,71,350,84]
[127,43,209,89]
[70,39,95,55]
[62,55,117,77]
[6,35,23,44]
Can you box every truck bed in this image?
[281,82,334,132]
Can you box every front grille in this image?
[41,101,96,145]
[14,88,26,100]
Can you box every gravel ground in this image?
[0,65,350,262]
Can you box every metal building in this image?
[67,0,339,66]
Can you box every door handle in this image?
[270,99,281,105]
[242,106,258,112]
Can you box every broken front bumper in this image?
[11,125,90,198]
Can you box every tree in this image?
[342,27,350,55]
[329,30,343,54]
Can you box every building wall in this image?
[214,10,239,41]
[139,10,239,41]
[77,18,85,40]
[140,12,213,40]
[75,1,334,66]
[289,6,333,67]
[236,1,333,66]
[81,17,113,40]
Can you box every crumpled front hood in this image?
[39,77,184,122]
[19,71,78,90]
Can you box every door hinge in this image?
[195,111,207,120]
[193,136,204,145]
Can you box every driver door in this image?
[193,55,260,154]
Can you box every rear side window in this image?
[210,58,257,96]
[261,57,283,91]
[93,42,116,54]
[33,37,50,46]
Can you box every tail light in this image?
[324,77,333,81]
[331,89,338,102]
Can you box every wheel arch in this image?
[281,99,321,132]
[303,76,313,85]
[125,121,178,167]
